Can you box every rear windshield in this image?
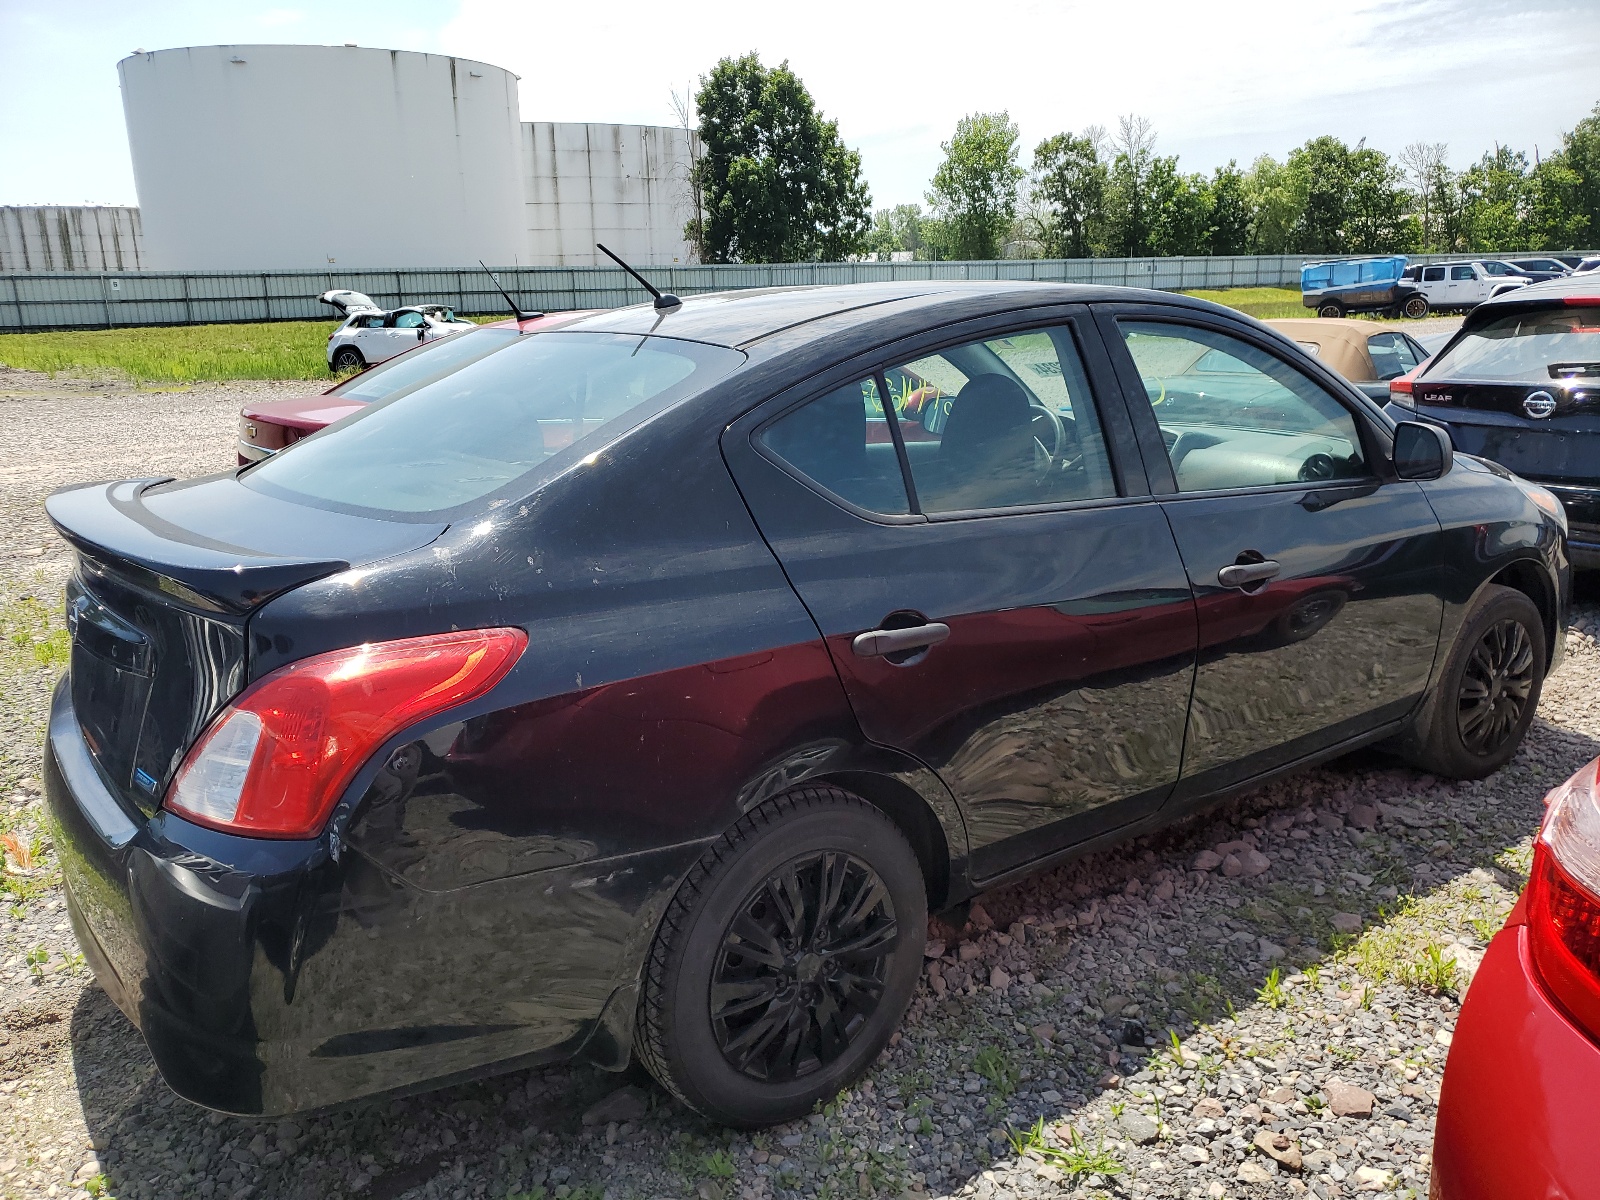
[1426,308,1600,382]
[244,332,743,518]
[330,326,521,402]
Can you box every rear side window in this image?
[759,378,910,514]
[1423,267,1445,282]
[245,332,743,518]
[1426,309,1600,381]
[1366,332,1422,381]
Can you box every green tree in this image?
[864,203,931,259]
[1100,116,1159,256]
[1556,101,1600,247]
[1206,162,1253,254]
[927,111,1025,260]
[692,53,871,263]
[1030,131,1107,258]
[1242,154,1305,253]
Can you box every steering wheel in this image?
[1029,404,1066,471]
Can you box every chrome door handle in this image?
[1217,560,1281,589]
[852,623,951,658]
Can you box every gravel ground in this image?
[0,363,1593,1200]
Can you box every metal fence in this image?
[2,252,1593,333]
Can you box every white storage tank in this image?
[119,45,525,270]
[523,122,699,266]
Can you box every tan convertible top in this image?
[1265,318,1384,382]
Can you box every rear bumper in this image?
[1432,923,1600,1199]
[43,677,646,1114]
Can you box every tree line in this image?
[683,54,1600,264]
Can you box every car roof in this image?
[554,279,1224,350]
[1264,319,1382,380]
[1478,271,1600,308]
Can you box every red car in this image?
[238,312,592,464]
[1432,755,1600,1198]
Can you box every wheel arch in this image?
[820,769,954,911]
[1486,557,1558,672]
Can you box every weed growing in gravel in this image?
[1257,967,1288,1009]
[972,1045,1017,1101]
[700,1150,736,1179]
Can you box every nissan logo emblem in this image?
[1524,391,1557,419]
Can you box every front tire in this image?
[635,786,926,1128]
[1317,301,1345,319]
[1409,584,1546,779]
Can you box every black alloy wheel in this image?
[1403,584,1546,779]
[1456,618,1536,756]
[710,850,897,1082]
[635,786,925,1127]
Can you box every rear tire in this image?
[635,786,926,1128]
[1408,584,1546,779]
[1402,295,1430,319]
[1317,301,1345,319]
[331,346,364,373]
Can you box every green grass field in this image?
[1178,287,1307,320]
[0,291,1311,384]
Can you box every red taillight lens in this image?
[165,627,527,838]
[1527,758,1600,1038]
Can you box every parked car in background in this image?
[1387,272,1600,567]
[1300,255,1429,318]
[238,311,594,462]
[47,281,1567,1126]
[1572,256,1600,276]
[1265,318,1432,401]
[325,305,477,372]
[1431,753,1600,1199]
[1401,261,1529,310]
[1507,258,1573,282]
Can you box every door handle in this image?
[1217,560,1281,589]
[852,622,951,658]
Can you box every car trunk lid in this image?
[48,475,445,817]
[1411,379,1600,486]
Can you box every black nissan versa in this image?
[1386,272,1600,569]
[46,281,1568,1127]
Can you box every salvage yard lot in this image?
[1,364,1597,1200]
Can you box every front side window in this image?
[246,332,743,518]
[1425,308,1600,381]
[887,327,1117,513]
[393,311,427,329]
[1450,266,1476,281]
[1120,321,1368,491]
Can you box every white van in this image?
[1401,262,1529,309]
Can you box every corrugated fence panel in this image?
[3,253,1596,332]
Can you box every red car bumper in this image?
[1432,911,1600,1199]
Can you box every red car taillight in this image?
[1527,758,1600,1038]
[165,628,527,838]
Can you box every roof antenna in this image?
[479,260,542,322]
[597,243,681,310]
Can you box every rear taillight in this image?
[166,627,526,838]
[1527,758,1600,1038]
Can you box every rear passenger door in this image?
[1098,305,1446,794]
[722,309,1199,881]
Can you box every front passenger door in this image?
[1101,311,1445,794]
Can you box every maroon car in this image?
[238,312,593,464]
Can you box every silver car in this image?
[320,289,475,372]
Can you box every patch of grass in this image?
[0,320,343,383]
[972,1045,1017,1102]
[700,1150,736,1179]
[1180,287,1309,320]
[1343,872,1511,994]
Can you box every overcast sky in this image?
[3,0,1598,210]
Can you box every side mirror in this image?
[417,327,426,341]
[1392,421,1453,481]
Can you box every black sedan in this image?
[46,281,1568,1126]
[1387,272,1600,568]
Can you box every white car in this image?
[1400,261,1529,310]
[319,289,476,372]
